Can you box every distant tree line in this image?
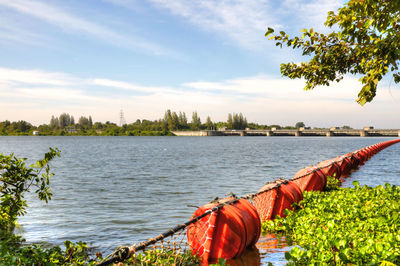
[49,113,93,129]
[0,111,331,136]
[160,110,210,131]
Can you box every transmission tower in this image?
[119,109,126,126]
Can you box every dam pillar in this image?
[239,131,246,136]
[266,130,273,136]
[294,131,301,137]
[360,130,368,137]
[326,131,333,137]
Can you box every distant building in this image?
[32,131,39,136]
[363,126,374,130]
[219,127,228,131]
[330,127,340,131]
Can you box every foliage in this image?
[226,113,248,130]
[121,250,227,265]
[191,111,201,130]
[78,116,93,129]
[210,258,227,266]
[0,148,60,234]
[262,182,400,265]
[324,175,341,191]
[227,113,233,129]
[0,239,97,265]
[0,120,34,136]
[124,249,200,265]
[0,109,310,135]
[295,122,305,129]
[205,116,214,130]
[50,113,75,129]
[0,149,103,265]
[266,0,400,105]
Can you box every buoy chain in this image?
[289,152,358,181]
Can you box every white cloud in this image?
[184,74,360,100]
[0,0,172,55]
[280,0,344,31]
[1,66,399,128]
[91,78,178,94]
[102,0,144,11]
[0,67,78,86]
[144,0,345,51]
[0,24,46,46]
[12,87,108,102]
[147,0,278,50]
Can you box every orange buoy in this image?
[292,166,327,192]
[345,153,359,169]
[316,160,342,179]
[356,149,368,164]
[334,156,352,176]
[365,146,375,156]
[253,179,302,222]
[218,197,261,247]
[349,152,361,169]
[187,197,261,264]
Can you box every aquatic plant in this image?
[126,249,200,265]
[262,180,400,265]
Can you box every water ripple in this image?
[1,136,399,262]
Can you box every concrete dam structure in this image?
[172,128,400,137]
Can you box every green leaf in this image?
[265,27,274,36]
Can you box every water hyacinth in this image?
[262,180,400,265]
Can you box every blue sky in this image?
[1,0,399,128]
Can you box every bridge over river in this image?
[172,128,400,137]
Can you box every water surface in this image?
[1,136,399,264]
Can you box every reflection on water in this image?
[258,234,292,266]
[227,247,261,266]
[228,234,290,266]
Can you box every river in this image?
[1,136,399,264]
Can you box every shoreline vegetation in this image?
[1,110,331,136]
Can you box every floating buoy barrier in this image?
[345,152,360,169]
[356,149,368,164]
[254,179,302,222]
[98,138,400,266]
[334,155,352,176]
[317,160,342,179]
[292,166,327,192]
[187,197,261,263]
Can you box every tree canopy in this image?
[266,0,400,105]
[295,122,305,128]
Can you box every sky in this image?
[0,0,399,128]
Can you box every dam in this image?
[172,128,400,137]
